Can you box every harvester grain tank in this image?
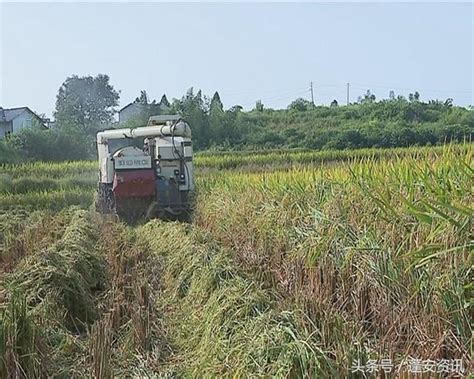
[95,115,194,220]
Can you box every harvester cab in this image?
[95,115,194,220]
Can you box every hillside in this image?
[1,95,473,163]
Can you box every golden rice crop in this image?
[194,144,456,170]
[0,143,471,377]
[0,160,97,179]
[192,143,473,372]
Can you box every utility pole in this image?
[346,83,350,105]
[310,81,315,106]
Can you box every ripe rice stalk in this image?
[90,313,113,379]
[0,290,42,378]
[190,142,473,372]
[8,210,105,330]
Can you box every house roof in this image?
[119,102,153,113]
[119,103,134,113]
[0,107,46,127]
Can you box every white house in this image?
[119,102,166,124]
[0,107,47,139]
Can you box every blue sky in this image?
[0,2,473,117]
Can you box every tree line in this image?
[0,74,472,162]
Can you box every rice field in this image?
[0,144,472,377]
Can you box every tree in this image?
[389,90,396,100]
[330,99,339,107]
[444,98,453,108]
[172,87,210,149]
[209,92,226,143]
[228,105,243,113]
[409,91,420,102]
[135,90,149,105]
[210,92,224,115]
[159,94,170,108]
[288,98,312,112]
[360,90,376,103]
[54,74,120,131]
[255,100,264,112]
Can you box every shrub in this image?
[7,128,96,162]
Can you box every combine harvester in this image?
[95,115,194,221]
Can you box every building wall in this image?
[12,112,35,133]
[0,109,45,139]
[119,104,147,124]
[0,122,13,139]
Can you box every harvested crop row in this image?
[87,219,164,378]
[0,211,167,378]
[0,208,80,274]
[0,209,105,377]
[136,220,338,377]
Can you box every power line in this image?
[351,82,474,95]
[260,89,309,103]
[264,90,310,103]
[219,86,308,98]
[218,82,472,108]
[238,89,309,109]
[217,81,473,109]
